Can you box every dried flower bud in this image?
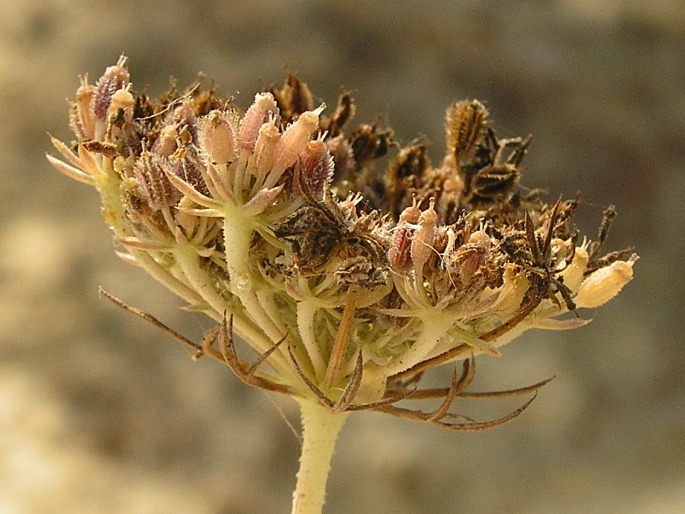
[199,110,239,165]
[239,92,279,152]
[575,258,636,309]
[93,56,130,122]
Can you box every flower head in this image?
[49,58,636,430]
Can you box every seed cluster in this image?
[49,57,636,429]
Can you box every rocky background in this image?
[1,1,683,512]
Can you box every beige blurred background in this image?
[1,1,683,512]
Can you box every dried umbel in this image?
[49,57,637,513]
[48,57,637,430]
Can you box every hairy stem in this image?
[292,398,349,514]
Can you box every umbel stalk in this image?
[292,399,349,514]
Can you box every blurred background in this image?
[1,0,683,512]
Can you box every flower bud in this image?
[456,230,491,285]
[575,258,636,309]
[388,200,422,270]
[239,92,279,152]
[199,110,239,165]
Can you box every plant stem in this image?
[292,398,349,514]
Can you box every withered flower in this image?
[48,57,636,514]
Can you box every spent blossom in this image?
[49,57,638,514]
[49,57,637,429]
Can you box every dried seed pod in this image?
[300,137,334,197]
[469,164,520,200]
[387,142,431,186]
[326,135,355,183]
[92,56,130,122]
[348,122,391,168]
[133,151,181,210]
[272,73,314,122]
[388,226,414,270]
[445,99,488,162]
[171,148,210,197]
[323,91,355,138]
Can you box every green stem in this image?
[222,211,283,343]
[292,399,349,514]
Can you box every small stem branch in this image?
[386,313,453,376]
[292,398,349,514]
[296,301,326,379]
[222,211,284,344]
